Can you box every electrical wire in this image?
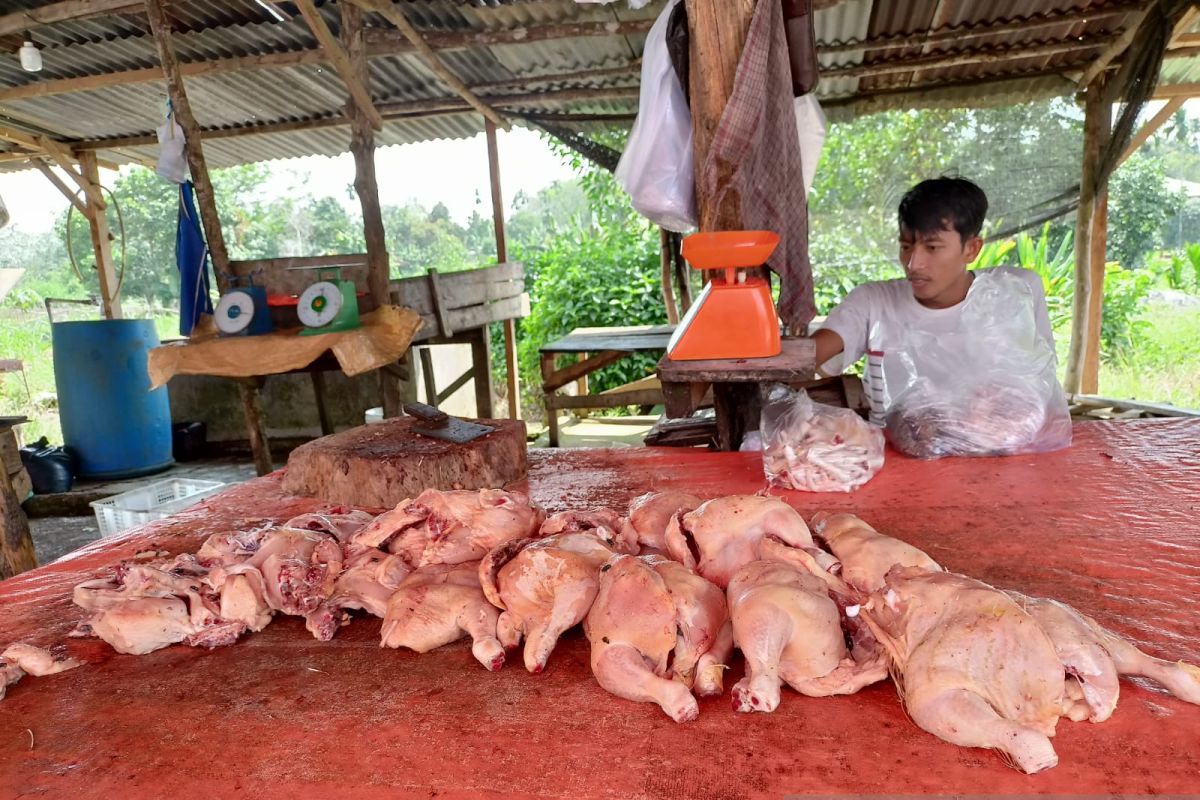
[64,184,127,299]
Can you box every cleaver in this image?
[403,401,496,444]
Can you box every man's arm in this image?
[812,328,845,377]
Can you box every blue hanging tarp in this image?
[176,180,213,336]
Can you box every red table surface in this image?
[1,419,1198,798]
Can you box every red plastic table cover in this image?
[1,419,1198,799]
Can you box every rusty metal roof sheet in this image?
[0,0,1195,171]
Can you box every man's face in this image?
[898,222,982,308]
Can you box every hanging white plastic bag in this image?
[156,118,188,184]
[614,0,696,232]
[874,270,1072,459]
[759,384,885,492]
[794,93,826,196]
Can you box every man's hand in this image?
[811,328,845,377]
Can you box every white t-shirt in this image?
[819,266,1055,422]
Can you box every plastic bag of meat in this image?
[758,384,884,492]
[872,269,1072,460]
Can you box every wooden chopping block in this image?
[282,416,527,508]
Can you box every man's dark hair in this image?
[897,177,988,242]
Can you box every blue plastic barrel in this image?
[51,319,174,479]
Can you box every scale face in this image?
[215,291,255,335]
[296,276,360,336]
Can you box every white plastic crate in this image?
[90,478,225,538]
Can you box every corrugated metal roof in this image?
[0,0,1195,172]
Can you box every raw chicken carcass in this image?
[354,489,542,568]
[380,562,505,671]
[860,566,1065,774]
[1008,592,1200,723]
[539,509,636,554]
[584,554,728,722]
[1,644,82,701]
[74,558,243,655]
[304,547,411,641]
[479,532,619,673]
[620,492,702,553]
[282,509,377,543]
[727,559,887,713]
[810,511,942,594]
[664,495,830,589]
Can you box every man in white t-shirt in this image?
[811,177,1055,421]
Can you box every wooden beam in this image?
[1119,96,1186,166]
[144,0,231,290]
[79,151,123,320]
[824,35,1118,81]
[0,0,136,38]
[70,86,641,150]
[817,2,1142,54]
[1155,81,1200,98]
[32,160,88,216]
[687,0,755,232]
[1065,79,1109,395]
[1078,6,1149,88]
[0,125,43,152]
[485,118,520,420]
[344,0,506,130]
[342,1,390,308]
[39,137,105,210]
[0,19,653,104]
[294,0,384,131]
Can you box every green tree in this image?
[1107,153,1185,268]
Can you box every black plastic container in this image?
[171,421,207,462]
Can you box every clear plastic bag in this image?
[613,0,696,232]
[759,384,885,492]
[874,270,1072,459]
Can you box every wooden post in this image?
[486,119,521,420]
[660,228,680,325]
[1083,184,1109,394]
[78,151,122,320]
[0,469,37,580]
[1065,80,1110,394]
[342,2,390,308]
[686,0,754,232]
[143,0,230,291]
[237,379,273,477]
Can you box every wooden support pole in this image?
[144,0,231,291]
[79,151,123,320]
[686,0,755,232]
[296,0,384,131]
[39,138,105,210]
[1119,96,1186,167]
[237,379,274,477]
[1065,80,1109,395]
[346,0,507,130]
[33,160,88,216]
[485,119,521,420]
[342,2,390,309]
[1083,184,1108,394]
[660,228,680,325]
[1078,7,1149,88]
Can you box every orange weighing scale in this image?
[666,230,782,361]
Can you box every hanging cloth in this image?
[177,181,213,336]
[698,0,815,333]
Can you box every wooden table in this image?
[540,325,674,446]
[657,337,816,450]
[2,420,1199,797]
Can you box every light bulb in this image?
[19,40,42,72]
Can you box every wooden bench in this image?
[540,325,674,447]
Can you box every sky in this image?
[0,126,576,234]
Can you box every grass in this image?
[1100,302,1200,410]
[0,307,180,445]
